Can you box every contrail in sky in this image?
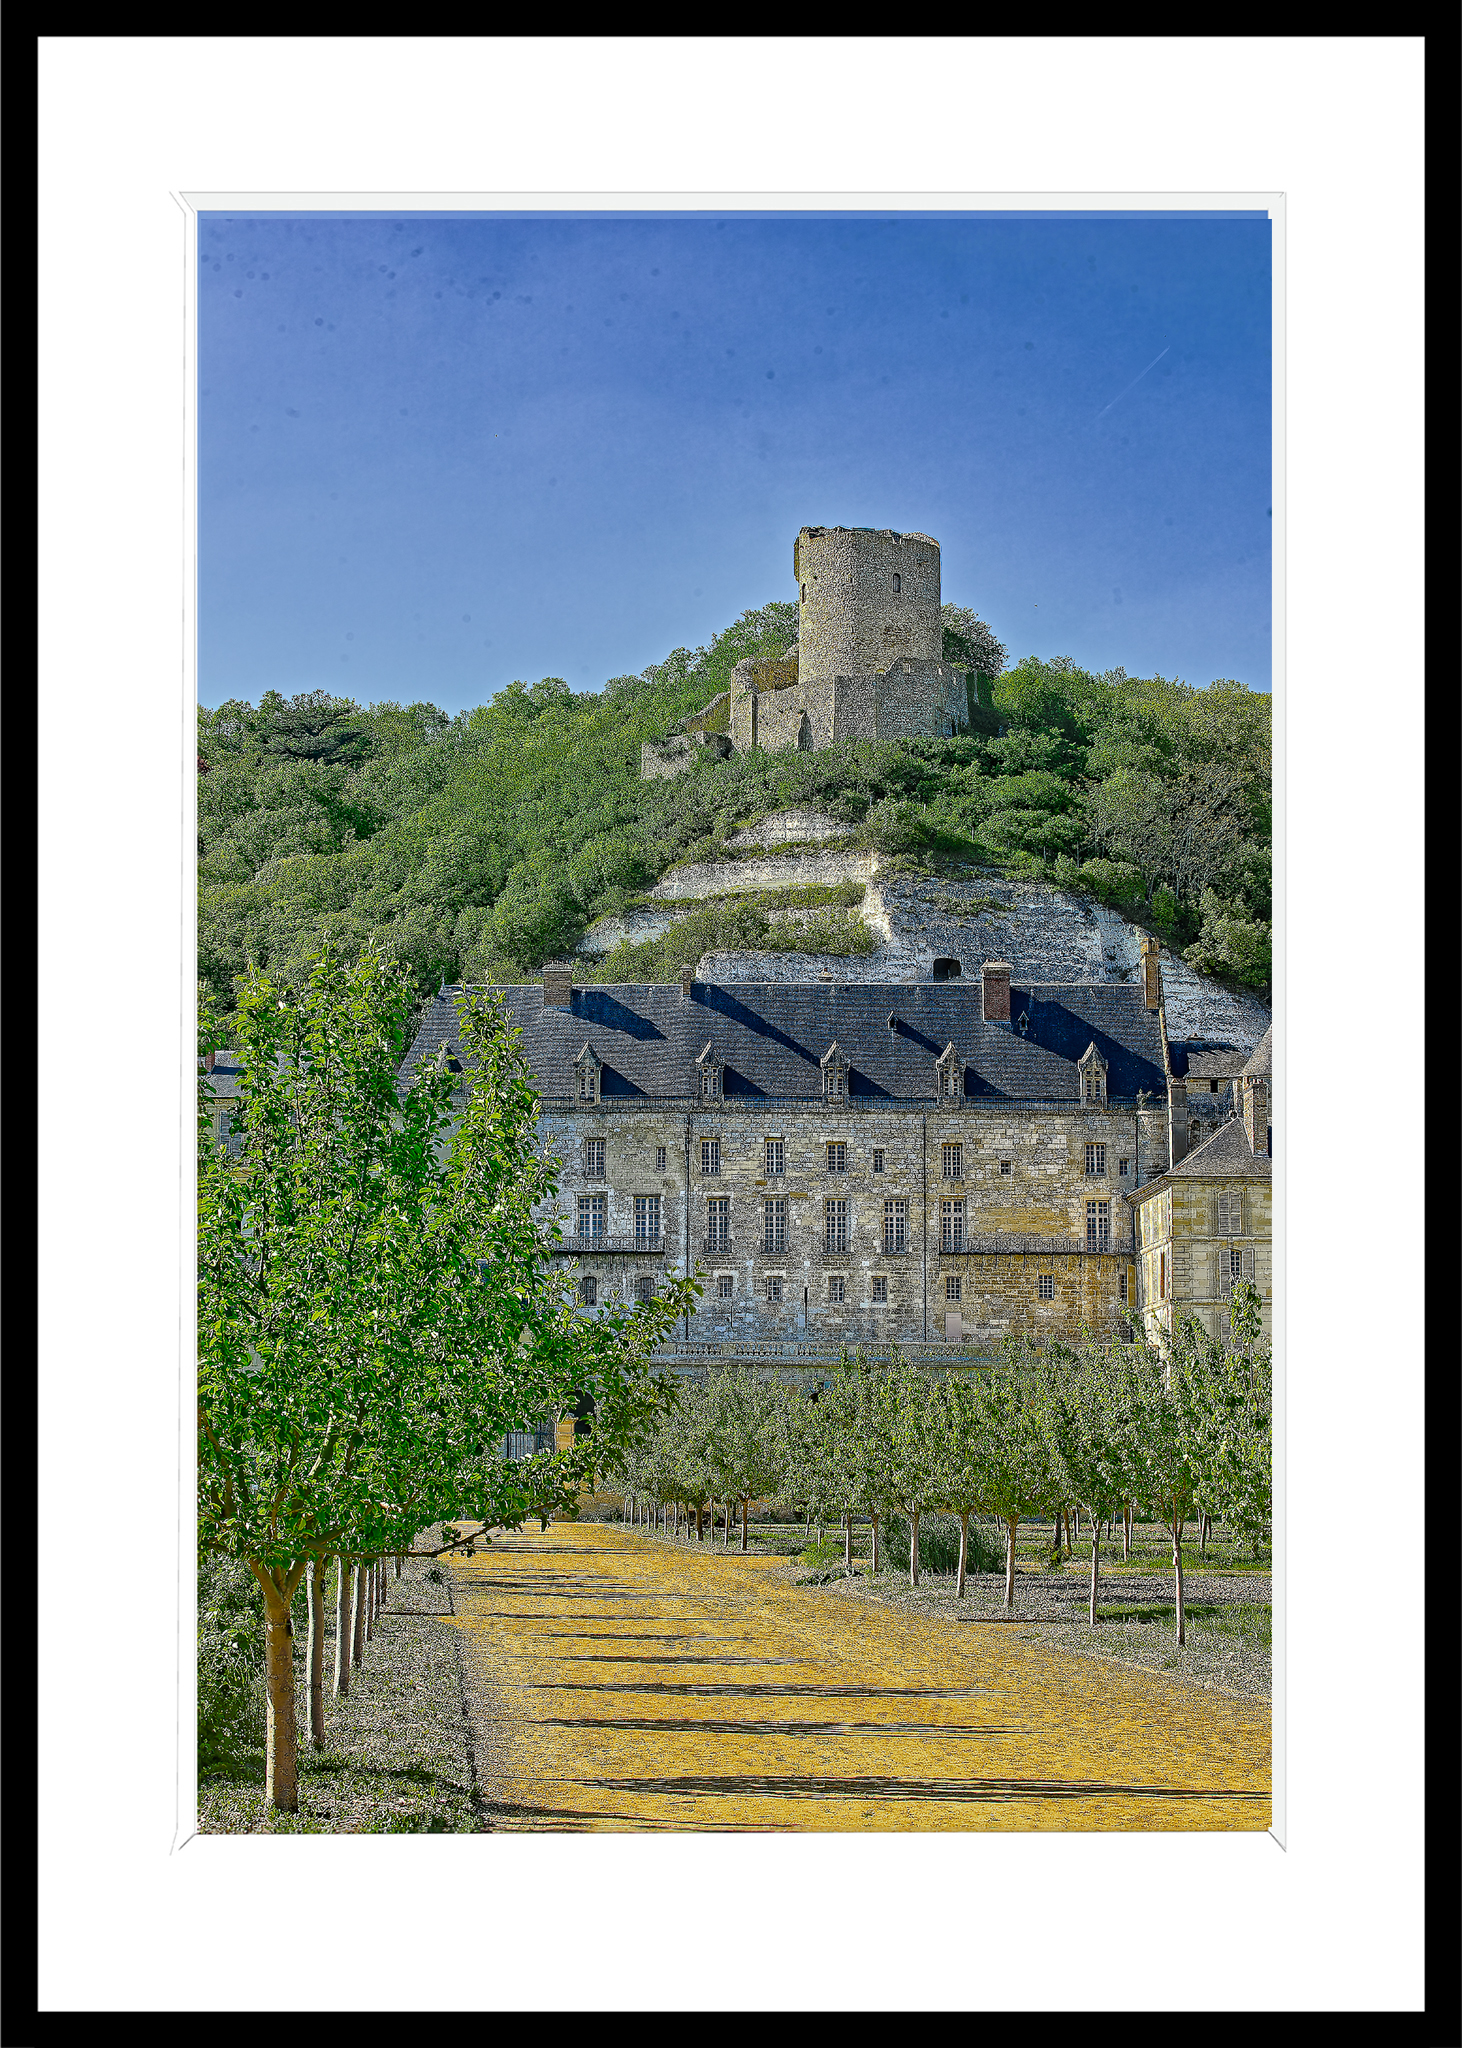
[1096,345,1170,421]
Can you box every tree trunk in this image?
[1053,1511,1061,1550]
[365,1560,375,1641]
[1089,1521,1101,1627]
[909,1510,921,1588]
[351,1561,367,1667]
[394,1551,401,1579]
[376,1555,387,1608]
[1172,1514,1186,1645]
[1123,1504,1131,1559]
[251,1561,307,1815]
[333,1555,351,1697]
[723,1500,730,1547]
[741,1498,749,1552]
[1064,1508,1073,1554]
[1005,1518,1019,1609]
[844,1514,852,1574]
[307,1555,326,1748]
[956,1512,969,1599]
[871,1516,880,1575]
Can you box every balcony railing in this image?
[701,1233,733,1253]
[555,1233,667,1256]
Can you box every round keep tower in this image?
[793,527,942,682]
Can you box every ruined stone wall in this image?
[795,527,942,681]
[873,658,969,739]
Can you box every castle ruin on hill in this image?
[641,526,978,779]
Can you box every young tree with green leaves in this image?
[703,1366,788,1552]
[1124,1328,1205,1644]
[929,1372,991,1598]
[198,944,691,1813]
[1040,1341,1138,1625]
[879,1357,944,1587]
[975,1349,1059,1610]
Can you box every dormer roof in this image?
[819,1041,846,1068]
[573,1041,602,1069]
[1077,1041,1108,1069]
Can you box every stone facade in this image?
[1127,1116,1273,1349]
[401,965,1177,1377]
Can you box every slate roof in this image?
[1179,1047,1245,1080]
[1124,1114,1271,1202]
[400,979,1167,1104]
[1242,1026,1273,1078]
[201,1052,242,1100]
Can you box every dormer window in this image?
[573,1043,602,1105]
[698,1043,724,1100]
[1077,1043,1109,1106]
[935,1043,964,1101]
[819,1043,849,1105]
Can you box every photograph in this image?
[194,201,1275,1837]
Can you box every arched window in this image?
[892,573,902,594]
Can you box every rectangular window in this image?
[1038,1273,1054,1301]
[1086,1200,1111,1251]
[999,1158,1012,1176]
[945,1274,961,1303]
[825,1067,845,1102]
[702,1067,721,1099]
[943,1065,960,1099]
[701,1138,720,1175]
[1085,1143,1106,1175]
[634,1195,661,1246]
[717,1273,733,1299]
[1118,1157,1129,1177]
[656,1145,667,1173]
[824,1199,848,1253]
[766,1139,784,1176]
[883,1198,907,1253]
[872,1147,885,1173]
[942,1143,962,1179]
[635,1276,654,1304]
[764,1198,787,1253]
[766,1274,783,1303]
[707,1196,729,1249]
[580,1275,597,1307]
[1230,1246,1244,1279]
[1119,1268,1129,1304]
[826,1142,847,1173]
[578,1067,595,1102]
[584,1138,605,1178]
[871,1276,888,1303]
[940,1199,965,1254]
[828,1275,845,1303]
[1084,1071,1101,1102]
[577,1193,606,1242]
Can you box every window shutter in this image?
[1243,1247,1255,1280]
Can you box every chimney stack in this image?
[542,960,573,1009]
[680,962,695,1000]
[980,961,1012,1023]
[1168,1076,1189,1166]
[1140,932,1161,1011]
[1243,1076,1267,1155]
[204,1049,216,1072]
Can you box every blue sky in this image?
[199,210,1271,710]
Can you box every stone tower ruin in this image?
[642,523,975,778]
[795,526,944,681]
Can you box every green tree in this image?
[879,1358,945,1587]
[197,945,691,1812]
[703,1367,788,1551]
[1124,1328,1205,1644]
[1040,1342,1138,1625]
[974,1351,1059,1610]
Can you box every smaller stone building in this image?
[1126,1113,1272,1349]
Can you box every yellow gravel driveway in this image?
[447,1524,1270,1833]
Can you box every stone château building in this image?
[640,526,978,779]
[398,942,1225,1376]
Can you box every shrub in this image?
[1078,857,1145,908]
[880,1513,1005,1577]
[198,1553,266,1772]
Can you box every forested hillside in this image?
[198,600,1271,1040]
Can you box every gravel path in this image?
[448,1523,1270,1833]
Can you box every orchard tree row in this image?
[607,1298,1271,1643]
[197,946,693,1813]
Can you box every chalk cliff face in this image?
[575,811,1271,1055]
